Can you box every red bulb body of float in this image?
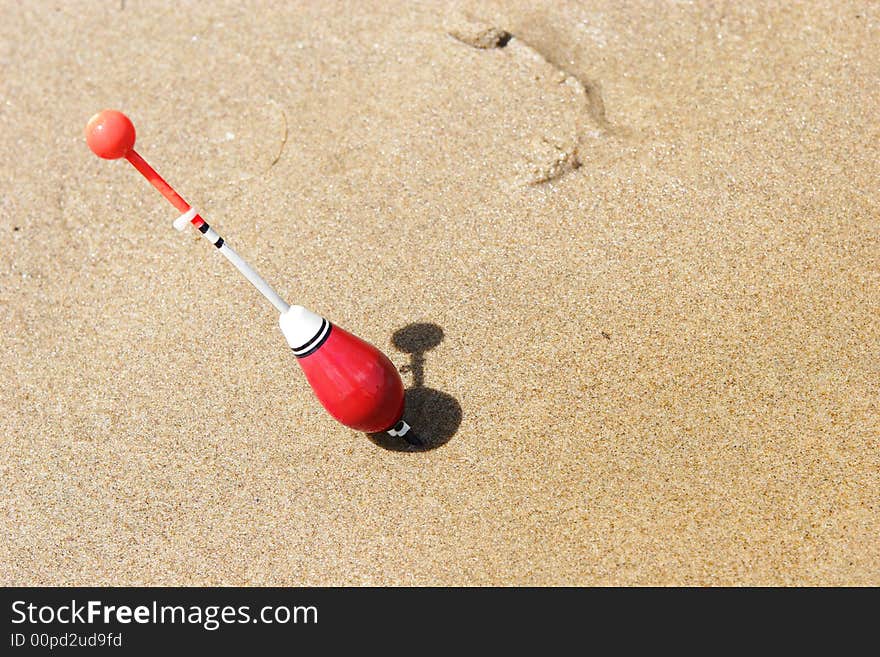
[296,325,405,433]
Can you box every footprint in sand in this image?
[447,15,619,185]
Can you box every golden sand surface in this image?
[1,1,877,585]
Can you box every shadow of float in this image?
[368,323,462,452]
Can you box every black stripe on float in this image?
[198,223,210,234]
[292,320,332,358]
[291,319,328,353]
[296,324,331,358]
[214,237,224,249]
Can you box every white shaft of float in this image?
[173,208,290,314]
[221,242,290,314]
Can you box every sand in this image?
[1,0,877,586]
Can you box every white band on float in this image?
[202,226,222,245]
[279,305,330,356]
[173,207,198,231]
[387,419,411,437]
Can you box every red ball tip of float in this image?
[85,110,136,159]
